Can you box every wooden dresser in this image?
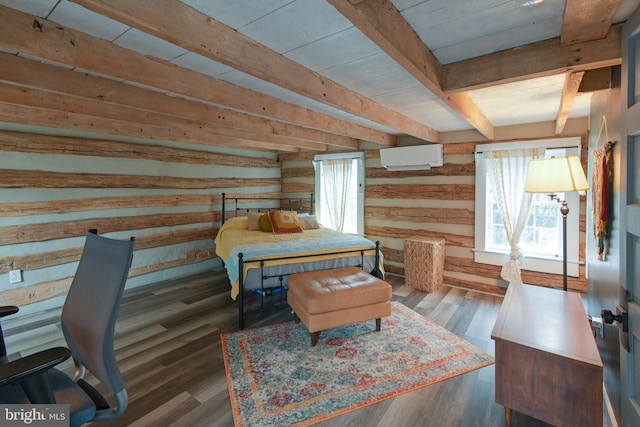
[491,283,603,427]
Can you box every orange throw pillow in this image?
[268,210,304,234]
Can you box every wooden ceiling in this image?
[0,0,635,153]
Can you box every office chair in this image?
[0,230,135,427]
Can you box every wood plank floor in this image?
[3,269,612,427]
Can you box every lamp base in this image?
[561,200,568,291]
[548,194,570,291]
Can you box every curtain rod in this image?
[312,157,361,162]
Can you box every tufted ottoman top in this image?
[288,267,392,314]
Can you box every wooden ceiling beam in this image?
[561,0,623,46]
[579,66,619,92]
[328,0,442,94]
[0,53,356,150]
[442,25,622,93]
[555,71,585,135]
[0,5,394,148]
[69,0,439,142]
[327,0,493,140]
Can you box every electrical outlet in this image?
[9,269,22,284]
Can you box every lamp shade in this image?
[525,156,589,193]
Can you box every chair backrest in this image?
[61,231,134,396]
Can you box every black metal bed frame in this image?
[221,193,315,221]
[220,193,382,330]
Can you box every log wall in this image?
[281,120,590,295]
[0,130,280,315]
[2,118,590,316]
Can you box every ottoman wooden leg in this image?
[310,331,320,346]
[376,318,381,331]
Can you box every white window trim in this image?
[474,137,582,277]
[313,152,365,236]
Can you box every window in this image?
[474,138,582,277]
[313,152,364,235]
[488,190,564,256]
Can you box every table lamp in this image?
[525,156,589,291]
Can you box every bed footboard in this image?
[237,241,382,329]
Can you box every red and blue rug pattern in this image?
[221,301,494,427]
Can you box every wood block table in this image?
[403,236,445,292]
[491,283,603,427]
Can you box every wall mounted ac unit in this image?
[380,144,443,171]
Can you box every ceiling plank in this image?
[561,0,623,45]
[327,0,494,140]
[555,71,585,135]
[442,24,622,93]
[0,5,395,148]
[69,0,439,142]
[0,53,357,150]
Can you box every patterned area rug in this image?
[221,301,494,427]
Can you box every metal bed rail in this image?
[237,241,382,329]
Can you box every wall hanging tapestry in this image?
[221,301,494,427]
[592,116,615,261]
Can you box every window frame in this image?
[474,137,583,277]
[313,152,365,236]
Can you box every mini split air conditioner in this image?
[379,144,443,171]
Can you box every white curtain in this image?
[484,148,539,283]
[319,158,352,233]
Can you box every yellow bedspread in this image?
[215,217,382,299]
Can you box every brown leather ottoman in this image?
[287,267,392,346]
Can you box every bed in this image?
[216,193,384,329]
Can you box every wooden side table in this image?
[403,236,445,292]
[491,283,603,427]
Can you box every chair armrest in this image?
[0,306,18,319]
[0,347,71,386]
